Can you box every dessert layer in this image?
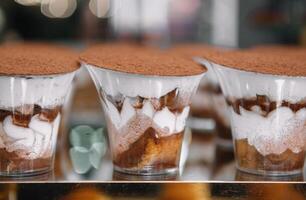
[81,43,206,76]
[230,105,306,156]
[106,107,189,155]
[0,72,75,108]
[0,43,80,75]
[87,64,203,99]
[0,148,52,173]
[235,139,304,172]
[213,63,306,103]
[114,128,183,169]
[104,93,190,132]
[0,107,61,160]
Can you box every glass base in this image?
[113,165,179,177]
[0,166,52,177]
[113,168,178,181]
[235,170,304,181]
[236,164,303,177]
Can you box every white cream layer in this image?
[212,63,306,104]
[104,97,190,135]
[0,114,61,159]
[86,63,204,99]
[0,72,75,109]
[231,106,306,156]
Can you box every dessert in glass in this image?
[208,50,306,176]
[0,43,79,176]
[172,44,232,147]
[81,44,206,175]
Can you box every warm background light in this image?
[15,0,41,6]
[41,0,77,18]
[89,0,110,18]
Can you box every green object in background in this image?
[69,125,107,174]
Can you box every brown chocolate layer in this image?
[0,149,52,174]
[106,89,186,114]
[0,105,61,127]
[114,128,184,170]
[235,139,304,172]
[228,95,306,116]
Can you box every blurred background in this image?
[0,0,306,183]
[0,0,305,46]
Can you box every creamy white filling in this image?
[103,96,190,135]
[212,63,306,104]
[231,106,306,156]
[153,107,176,133]
[0,72,75,109]
[0,114,61,159]
[86,63,204,99]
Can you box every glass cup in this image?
[86,64,204,176]
[212,63,306,176]
[0,72,76,176]
[194,58,232,147]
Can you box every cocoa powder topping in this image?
[80,43,206,76]
[204,49,306,77]
[0,43,80,76]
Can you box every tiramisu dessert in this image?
[172,44,232,146]
[80,43,206,175]
[206,50,306,175]
[0,43,79,176]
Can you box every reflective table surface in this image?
[0,183,306,200]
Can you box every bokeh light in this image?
[41,0,77,18]
[15,0,42,6]
[89,0,111,18]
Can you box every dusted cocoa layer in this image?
[81,43,206,76]
[235,139,304,172]
[114,128,183,170]
[0,148,52,174]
